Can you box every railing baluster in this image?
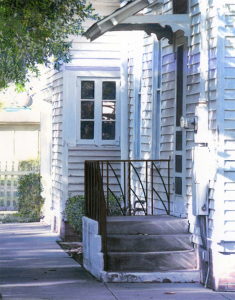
[124,162,126,215]
[146,160,148,215]
[84,161,87,217]
[107,162,109,216]
[93,162,95,219]
[90,162,92,218]
[168,156,171,215]
[128,161,131,215]
[151,161,153,215]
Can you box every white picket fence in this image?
[0,161,39,211]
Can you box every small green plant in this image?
[63,195,85,238]
[17,173,45,222]
[107,194,123,216]
[63,193,123,239]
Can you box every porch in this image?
[83,159,199,282]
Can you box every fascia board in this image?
[121,14,190,37]
[84,0,159,40]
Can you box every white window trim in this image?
[76,77,120,146]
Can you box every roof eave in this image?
[83,0,158,41]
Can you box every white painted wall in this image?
[46,0,122,233]
[40,100,52,225]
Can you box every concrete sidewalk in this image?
[0,223,234,300]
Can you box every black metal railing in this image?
[84,158,171,270]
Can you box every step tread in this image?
[107,215,187,223]
[106,233,192,237]
[102,269,200,282]
[107,249,195,254]
[107,216,189,235]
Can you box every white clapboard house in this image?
[41,1,122,233]
[79,0,235,292]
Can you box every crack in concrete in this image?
[104,283,119,300]
[221,294,234,300]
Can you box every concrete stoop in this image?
[83,216,199,283]
[101,270,200,283]
[106,215,198,273]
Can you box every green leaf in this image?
[0,0,97,89]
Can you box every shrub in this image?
[63,195,85,238]
[18,157,40,171]
[63,193,123,238]
[17,173,45,222]
[107,194,123,216]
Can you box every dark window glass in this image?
[81,121,94,139]
[175,155,182,173]
[176,131,182,150]
[173,0,188,14]
[175,177,182,195]
[102,101,116,120]
[81,81,94,99]
[81,101,94,119]
[102,121,115,140]
[176,45,183,126]
[102,82,116,100]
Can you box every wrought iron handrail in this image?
[84,161,107,269]
[84,158,171,271]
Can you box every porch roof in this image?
[83,0,190,44]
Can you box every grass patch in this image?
[0,211,34,223]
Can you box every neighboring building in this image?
[41,1,122,233]
[82,0,235,292]
[0,109,40,210]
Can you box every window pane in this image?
[173,0,188,14]
[102,81,116,100]
[176,131,182,150]
[102,101,116,120]
[175,155,182,173]
[81,121,94,139]
[81,81,94,99]
[175,177,182,195]
[81,101,94,119]
[102,121,115,140]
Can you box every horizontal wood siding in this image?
[141,34,153,160]
[68,146,121,195]
[223,3,235,241]
[49,1,121,218]
[160,36,175,214]
[186,0,203,245]
[52,70,64,213]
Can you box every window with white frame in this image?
[77,78,120,145]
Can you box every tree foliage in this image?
[0,0,96,89]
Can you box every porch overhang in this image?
[83,0,190,45]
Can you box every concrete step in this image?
[107,249,197,272]
[106,234,193,252]
[102,270,200,283]
[106,215,189,235]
